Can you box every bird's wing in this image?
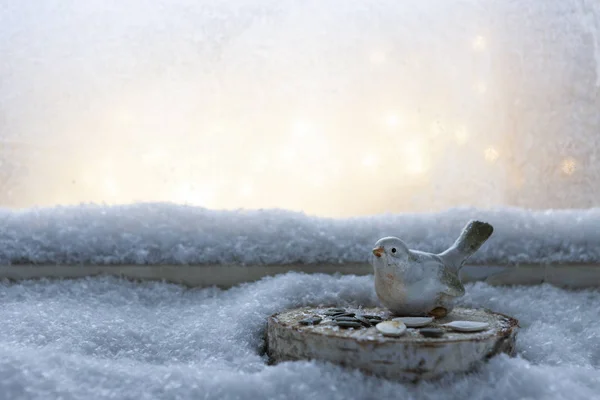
[439,268,466,297]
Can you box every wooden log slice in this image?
[267,307,519,381]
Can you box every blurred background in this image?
[1,0,599,217]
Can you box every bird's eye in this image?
[391,248,397,254]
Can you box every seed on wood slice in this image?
[335,321,363,329]
[324,309,347,316]
[429,307,448,318]
[442,321,489,332]
[392,317,433,328]
[376,321,407,337]
[354,315,373,327]
[268,306,520,382]
[333,312,355,318]
[362,315,382,320]
[419,328,445,338]
[299,316,322,326]
[334,316,359,322]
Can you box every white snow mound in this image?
[1,204,599,265]
[0,274,598,399]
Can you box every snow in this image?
[0,273,598,400]
[1,204,600,265]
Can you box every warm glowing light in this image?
[361,154,379,168]
[103,177,119,196]
[291,120,313,138]
[329,161,344,177]
[472,35,486,51]
[408,159,425,175]
[476,82,487,94]
[512,172,526,189]
[79,172,94,187]
[100,158,115,171]
[240,181,254,197]
[561,158,577,175]
[141,149,169,165]
[386,114,400,128]
[209,123,226,134]
[405,140,428,175]
[173,184,215,207]
[280,146,298,162]
[308,173,326,188]
[484,147,499,163]
[252,156,270,173]
[281,121,330,166]
[113,109,134,125]
[455,126,468,144]
[369,50,386,64]
[430,121,444,136]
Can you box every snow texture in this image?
[0,273,598,400]
[0,204,599,266]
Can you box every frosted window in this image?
[1,1,599,217]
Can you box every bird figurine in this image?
[369,220,493,318]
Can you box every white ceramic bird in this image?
[369,220,493,318]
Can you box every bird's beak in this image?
[372,246,384,258]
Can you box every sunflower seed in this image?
[392,317,433,328]
[354,315,373,327]
[376,321,407,337]
[299,317,322,326]
[333,312,355,318]
[419,328,444,338]
[333,316,359,322]
[335,321,362,329]
[361,315,382,320]
[442,321,489,332]
[324,309,347,316]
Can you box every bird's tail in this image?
[439,220,494,273]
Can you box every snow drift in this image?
[0,204,599,266]
[0,274,598,400]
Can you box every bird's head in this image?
[370,236,410,268]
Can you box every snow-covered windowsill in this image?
[1,204,598,288]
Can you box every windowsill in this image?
[0,263,598,289]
